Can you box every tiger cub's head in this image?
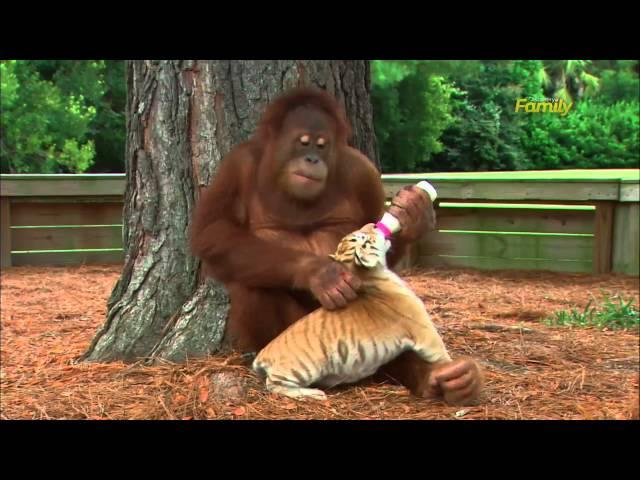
[329,223,390,270]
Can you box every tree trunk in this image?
[79,60,378,364]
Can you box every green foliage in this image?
[372,60,419,87]
[518,60,639,170]
[596,61,640,104]
[372,59,639,173]
[1,60,97,173]
[545,293,640,331]
[0,62,20,108]
[541,60,601,103]
[511,60,548,98]
[430,61,540,172]
[371,62,460,172]
[4,60,638,174]
[0,60,125,174]
[91,61,126,173]
[372,60,482,88]
[34,60,107,105]
[520,100,640,169]
[58,139,96,172]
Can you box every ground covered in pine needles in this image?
[1,264,638,420]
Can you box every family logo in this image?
[514,98,573,116]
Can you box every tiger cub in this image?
[252,223,451,401]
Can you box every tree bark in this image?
[80,60,378,364]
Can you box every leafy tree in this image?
[4,59,638,175]
[371,61,469,172]
[521,100,640,169]
[90,61,126,173]
[431,60,543,172]
[593,60,639,103]
[426,59,639,172]
[520,60,639,170]
[1,60,98,173]
[0,60,126,174]
[541,60,600,102]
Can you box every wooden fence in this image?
[1,170,638,276]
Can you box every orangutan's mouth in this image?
[292,171,321,182]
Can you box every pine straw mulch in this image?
[1,264,638,420]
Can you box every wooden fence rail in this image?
[1,170,638,276]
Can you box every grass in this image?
[545,292,640,331]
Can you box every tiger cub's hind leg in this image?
[265,377,327,401]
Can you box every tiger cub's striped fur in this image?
[252,223,451,401]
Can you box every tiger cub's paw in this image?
[294,388,328,402]
[269,385,328,402]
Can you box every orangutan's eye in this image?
[300,135,310,146]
